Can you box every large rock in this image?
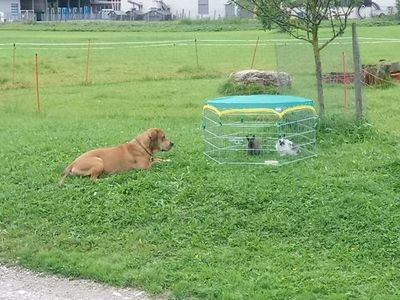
[230,70,292,88]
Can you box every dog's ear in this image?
[252,134,255,138]
[147,128,160,142]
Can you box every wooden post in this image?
[34,53,41,113]
[274,43,279,72]
[85,39,91,84]
[194,38,199,70]
[352,23,364,119]
[250,36,259,69]
[274,43,282,92]
[12,43,16,86]
[342,52,349,112]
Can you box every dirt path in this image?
[0,265,164,300]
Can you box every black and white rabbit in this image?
[275,135,300,156]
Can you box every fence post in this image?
[250,36,259,69]
[274,43,282,93]
[194,38,199,70]
[35,53,41,113]
[12,43,16,86]
[342,52,349,112]
[85,39,91,84]
[352,23,364,119]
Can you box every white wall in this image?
[0,0,20,20]
[375,0,396,7]
[0,0,15,14]
[121,0,232,19]
[375,0,398,14]
[121,0,399,19]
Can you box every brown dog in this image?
[59,128,173,186]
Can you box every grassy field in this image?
[0,21,400,299]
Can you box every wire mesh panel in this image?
[203,95,318,166]
[275,41,357,115]
[278,109,318,164]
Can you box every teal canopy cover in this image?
[206,95,314,110]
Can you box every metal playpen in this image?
[202,95,318,165]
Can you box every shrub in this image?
[318,114,378,144]
[218,79,280,96]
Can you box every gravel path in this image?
[0,265,164,300]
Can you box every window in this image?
[198,0,209,15]
[10,3,19,20]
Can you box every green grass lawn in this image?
[0,21,400,299]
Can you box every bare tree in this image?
[232,0,361,116]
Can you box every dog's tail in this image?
[59,164,73,187]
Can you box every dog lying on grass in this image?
[59,128,173,186]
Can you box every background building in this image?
[121,0,245,19]
[0,1,20,21]
[0,0,252,20]
[8,0,397,21]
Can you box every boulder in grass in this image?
[230,70,292,88]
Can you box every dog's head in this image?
[146,128,173,152]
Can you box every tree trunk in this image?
[312,40,325,117]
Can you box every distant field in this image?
[0,21,399,299]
